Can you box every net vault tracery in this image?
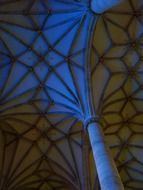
[0,0,143,189]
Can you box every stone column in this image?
[86,118,124,190]
[91,0,124,13]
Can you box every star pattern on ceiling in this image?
[0,0,98,189]
[91,0,143,189]
[0,0,143,190]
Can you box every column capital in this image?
[84,116,100,130]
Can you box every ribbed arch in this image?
[91,0,143,189]
[0,0,143,190]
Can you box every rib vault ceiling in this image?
[0,0,143,190]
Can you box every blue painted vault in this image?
[0,0,143,190]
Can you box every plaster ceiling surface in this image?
[0,0,143,190]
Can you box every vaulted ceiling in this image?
[0,0,143,190]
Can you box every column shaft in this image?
[91,0,123,13]
[87,122,124,190]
